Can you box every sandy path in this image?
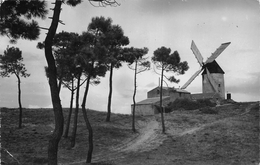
[68,103,256,164]
[119,118,166,153]
[89,117,166,163]
[166,103,256,137]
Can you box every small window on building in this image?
[157,89,160,95]
[218,84,221,87]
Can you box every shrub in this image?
[199,106,218,114]
[154,105,173,113]
[166,98,216,111]
[196,99,216,107]
[167,98,199,111]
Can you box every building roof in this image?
[202,60,225,74]
[149,86,173,91]
[134,96,170,105]
[148,86,190,93]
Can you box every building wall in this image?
[147,87,170,98]
[202,73,225,99]
[133,104,156,116]
[134,87,192,116]
[169,91,191,101]
[132,97,171,116]
[191,93,222,101]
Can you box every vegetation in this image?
[0,0,47,43]
[126,47,150,132]
[152,47,189,133]
[1,0,121,164]
[42,2,119,165]
[1,0,240,164]
[1,102,259,164]
[78,31,107,162]
[88,16,131,122]
[37,32,84,139]
[0,46,30,128]
[166,98,216,111]
[199,106,218,114]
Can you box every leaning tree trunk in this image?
[63,79,74,138]
[81,75,93,163]
[70,70,82,148]
[16,75,22,129]
[106,64,114,122]
[44,1,64,164]
[132,61,137,132]
[160,68,166,133]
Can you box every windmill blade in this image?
[191,40,204,66]
[205,42,231,64]
[181,69,203,89]
[205,67,219,92]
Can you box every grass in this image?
[1,102,259,165]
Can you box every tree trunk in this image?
[63,79,74,138]
[132,61,137,132]
[44,1,64,164]
[160,68,166,133]
[58,78,62,94]
[81,75,93,163]
[106,64,113,122]
[17,75,22,129]
[70,70,81,148]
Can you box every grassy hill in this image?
[1,102,259,165]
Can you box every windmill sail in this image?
[191,40,203,66]
[181,40,230,94]
[181,69,202,89]
[205,42,231,64]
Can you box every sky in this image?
[0,0,259,114]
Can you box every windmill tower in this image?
[181,40,231,99]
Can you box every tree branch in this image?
[61,77,88,91]
[89,0,120,7]
[153,65,161,76]
[136,67,149,74]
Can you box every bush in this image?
[154,105,173,113]
[199,106,218,114]
[166,98,216,111]
[196,99,216,107]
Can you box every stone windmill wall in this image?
[202,60,225,99]
[202,73,225,99]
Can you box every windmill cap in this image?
[202,60,224,74]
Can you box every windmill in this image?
[181,40,231,99]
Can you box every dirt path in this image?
[90,117,166,162]
[67,117,166,164]
[118,103,256,155]
[68,103,257,165]
[167,103,256,138]
[120,118,166,153]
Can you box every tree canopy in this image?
[152,46,189,133]
[0,46,30,128]
[152,46,189,84]
[0,0,47,43]
[0,46,30,78]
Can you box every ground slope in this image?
[1,102,259,165]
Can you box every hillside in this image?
[1,102,259,165]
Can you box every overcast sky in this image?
[0,0,259,114]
